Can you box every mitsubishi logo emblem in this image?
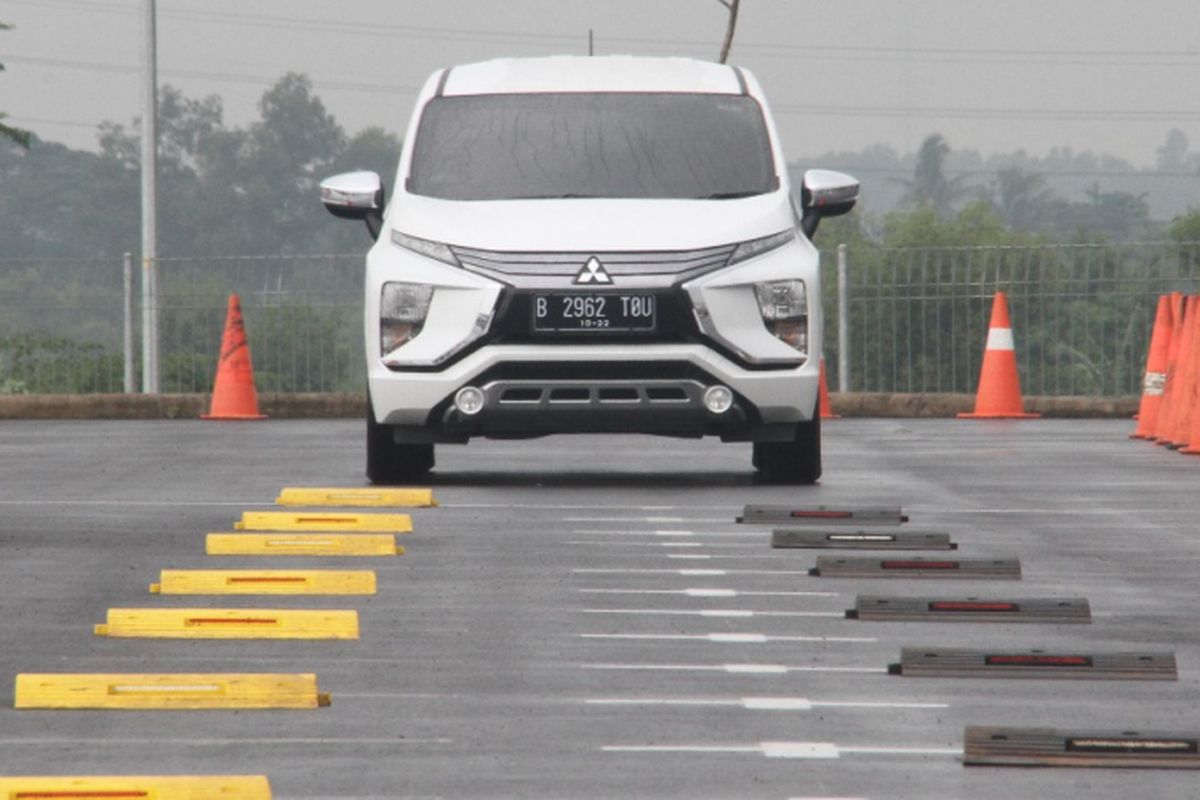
[575,256,612,285]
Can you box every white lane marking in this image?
[451,504,730,510]
[581,663,886,675]
[573,529,762,538]
[578,633,875,643]
[578,588,837,598]
[586,696,940,712]
[665,554,792,561]
[589,696,934,712]
[573,568,811,576]
[582,609,844,618]
[568,541,757,549]
[602,741,960,759]
[839,746,964,756]
[565,517,727,523]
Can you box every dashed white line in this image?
[582,609,844,619]
[573,568,812,576]
[581,663,886,675]
[601,741,960,759]
[578,633,875,643]
[566,542,715,546]
[572,529,762,538]
[585,696,946,711]
[565,517,728,523]
[578,587,837,598]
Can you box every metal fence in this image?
[823,242,1200,396]
[3,243,1199,397]
[0,254,364,395]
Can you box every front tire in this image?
[366,396,434,484]
[753,413,821,485]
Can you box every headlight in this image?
[391,230,460,266]
[754,279,807,353]
[380,282,434,356]
[727,229,795,266]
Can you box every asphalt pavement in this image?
[1,418,1199,799]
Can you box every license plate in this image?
[532,293,656,332]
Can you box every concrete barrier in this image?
[0,392,1138,420]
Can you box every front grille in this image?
[452,243,736,279]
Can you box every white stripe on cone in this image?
[985,327,1015,351]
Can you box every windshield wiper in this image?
[701,190,763,200]
[510,193,601,200]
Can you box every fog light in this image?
[703,385,735,414]
[454,386,485,416]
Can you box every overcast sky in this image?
[2,0,1198,167]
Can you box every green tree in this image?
[989,166,1054,233]
[0,22,30,148]
[899,134,968,216]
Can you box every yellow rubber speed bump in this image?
[151,569,377,595]
[276,487,436,508]
[94,608,359,639]
[234,510,412,533]
[0,775,271,799]
[15,673,331,709]
[206,533,403,556]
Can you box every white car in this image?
[321,56,857,484]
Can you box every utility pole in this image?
[716,0,740,64]
[141,0,159,393]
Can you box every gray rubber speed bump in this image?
[812,556,1020,579]
[848,596,1092,623]
[965,727,1200,768]
[891,648,1176,680]
[739,505,908,525]
[772,529,957,550]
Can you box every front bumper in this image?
[369,343,818,442]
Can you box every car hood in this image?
[388,192,795,252]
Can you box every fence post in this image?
[123,252,136,393]
[837,243,850,392]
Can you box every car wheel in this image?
[753,412,821,485]
[366,395,434,484]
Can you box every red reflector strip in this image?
[185,617,279,625]
[985,655,1093,667]
[883,561,958,570]
[791,510,853,519]
[929,602,1019,612]
[1066,738,1198,754]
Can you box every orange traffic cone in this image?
[1162,296,1200,448]
[1178,327,1200,454]
[1131,294,1174,439]
[957,291,1040,419]
[819,358,839,419]
[201,294,267,421]
[1154,294,1193,445]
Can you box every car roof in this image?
[440,56,747,97]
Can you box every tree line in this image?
[4,73,1200,396]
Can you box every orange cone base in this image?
[201,412,268,421]
[955,412,1041,419]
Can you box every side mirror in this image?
[320,171,385,240]
[800,169,859,239]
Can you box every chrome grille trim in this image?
[451,244,735,278]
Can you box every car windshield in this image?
[407,92,778,201]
